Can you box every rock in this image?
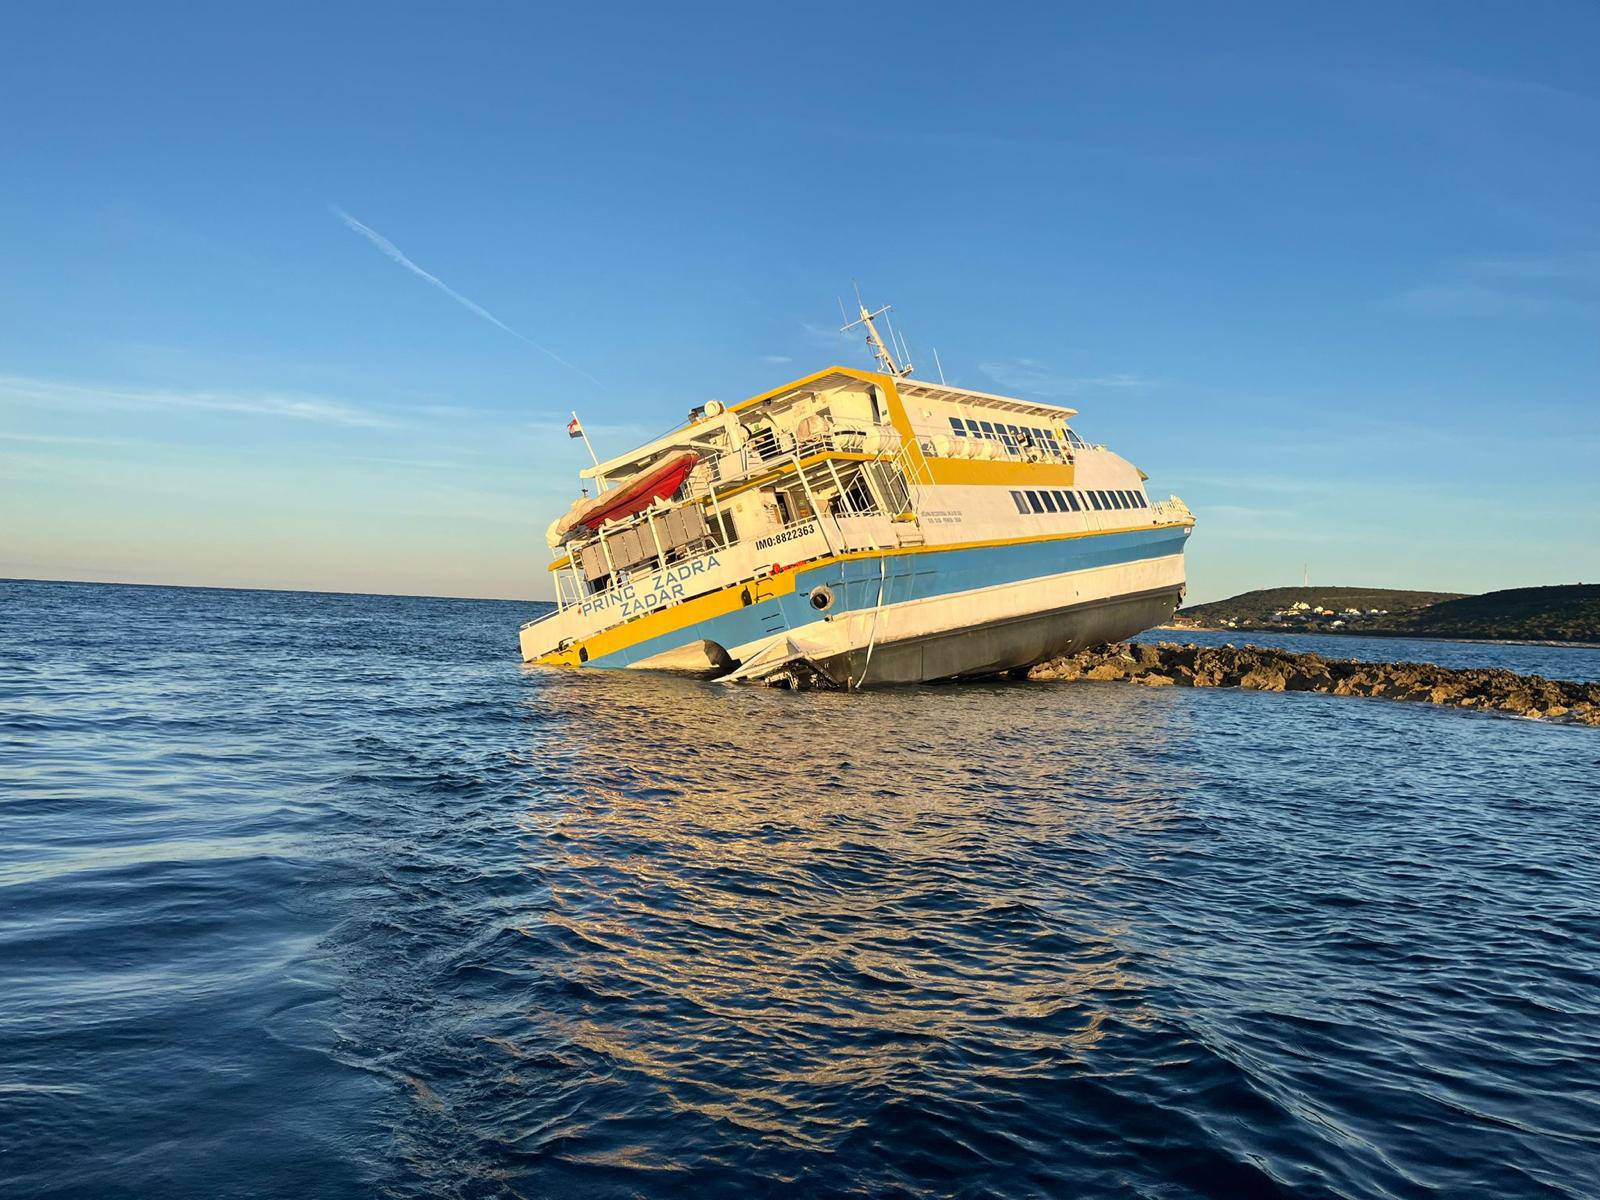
[1025,640,1596,727]
[1239,669,1288,692]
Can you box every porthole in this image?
[808,585,835,612]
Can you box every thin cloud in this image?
[0,373,397,428]
[1385,285,1544,317]
[331,206,603,389]
[976,358,1156,398]
[762,354,794,365]
[1386,249,1600,318]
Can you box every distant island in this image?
[1172,584,1600,645]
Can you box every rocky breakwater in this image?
[1028,642,1600,726]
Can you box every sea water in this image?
[3,580,1597,1198]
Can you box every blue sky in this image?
[2,3,1596,602]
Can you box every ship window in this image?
[1039,489,1060,512]
[948,417,967,437]
[1067,490,1083,512]
[979,420,996,439]
[964,419,982,437]
[1111,491,1128,510]
[1135,492,1147,507]
[1087,491,1104,511]
[999,426,1019,452]
[1125,490,1138,508]
[1010,490,1028,514]
[1025,490,1046,513]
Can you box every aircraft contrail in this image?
[332,206,602,388]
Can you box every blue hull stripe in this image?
[590,525,1187,669]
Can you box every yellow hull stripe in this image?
[923,458,1076,486]
[537,569,797,667]
[536,520,1190,666]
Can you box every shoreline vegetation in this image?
[1027,642,1600,726]
[1173,584,1599,646]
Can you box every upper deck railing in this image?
[1149,496,1195,525]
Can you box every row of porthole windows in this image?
[948,417,1087,454]
[1010,487,1147,516]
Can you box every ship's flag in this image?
[567,415,584,439]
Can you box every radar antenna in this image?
[840,283,914,378]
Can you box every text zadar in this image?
[578,554,723,619]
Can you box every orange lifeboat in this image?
[550,451,699,546]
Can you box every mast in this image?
[840,286,913,378]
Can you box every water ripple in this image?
[2,581,1598,1199]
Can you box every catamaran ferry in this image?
[520,300,1195,687]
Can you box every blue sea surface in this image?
[3,579,1598,1199]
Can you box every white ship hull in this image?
[520,359,1195,689]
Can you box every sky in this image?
[1,2,1596,604]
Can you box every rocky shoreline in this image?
[1027,642,1600,726]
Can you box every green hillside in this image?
[1178,583,1600,643]
[1180,587,1462,626]
[1384,584,1600,643]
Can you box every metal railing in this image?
[1149,496,1194,524]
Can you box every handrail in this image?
[1149,496,1194,524]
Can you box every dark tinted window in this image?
[1063,490,1081,511]
[1089,491,1105,510]
[948,417,967,436]
[1026,490,1047,513]
[979,421,996,439]
[1040,490,1060,512]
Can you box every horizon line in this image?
[1,575,552,606]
